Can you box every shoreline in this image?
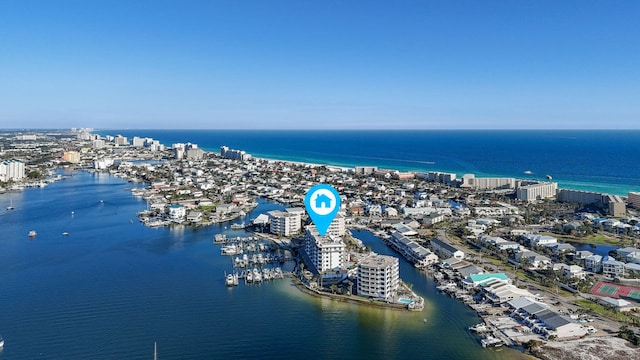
[91,129,637,196]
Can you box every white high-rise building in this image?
[132,136,146,147]
[304,226,345,273]
[268,210,301,236]
[357,254,399,300]
[326,213,346,237]
[0,159,25,181]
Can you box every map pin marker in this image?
[304,184,341,236]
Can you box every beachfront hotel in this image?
[357,254,399,301]
[304,225,345,273]
[516,181,558,202]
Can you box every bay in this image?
[0,171,527,359]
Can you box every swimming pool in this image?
[398,298,413,304]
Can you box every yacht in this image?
[0,333,4,348]
[28,230,37,237]
[6,199,14,210]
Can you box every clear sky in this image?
[0,0,638,130]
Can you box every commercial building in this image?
[357,254,399,301]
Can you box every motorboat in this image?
[28,230,37,237]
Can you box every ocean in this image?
[99,130,640,196]
[0,170,528,359]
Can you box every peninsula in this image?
[1,129,639,358]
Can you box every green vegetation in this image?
[618,325,640,346]
[574,299,640,325]
[540,232,621,246]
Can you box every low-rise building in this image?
[602,256,625,277]
[430,238,465,260]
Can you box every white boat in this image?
[469,323,490,333]
[221,244,241,256]
[62,232,70,236]
[0,333,4,348]
[28,230,37,237]
[226,273,235,286]
[230,222,245,230]
[6,199,14,210]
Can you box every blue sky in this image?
[0,0,638,130]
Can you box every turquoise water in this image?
[99,130,640,196]
[0,171,525,359]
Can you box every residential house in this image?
[516,251,551,270]
[584,255,603,273]
[525,234,558,246]
[602,256,625,277]
[431,238,465,260]
[562,265,585,280]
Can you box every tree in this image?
[27,170,43,179]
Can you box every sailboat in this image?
[154,341,157,360]
[6,199,14,210]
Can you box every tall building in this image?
[304,226,345,273]
[0,159,25,181]
[63,151,81,164]
[326,213,346,237]
[517,182,558,202]
[132,136,146,147]
[461,174,515,190]
[92,139,106,149]
[114,135,128,145]
[268,210,301,236]
[629,192,640,209]
[357,254,399,300]
[220,146,252,161]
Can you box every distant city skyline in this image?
[1,1,638,130]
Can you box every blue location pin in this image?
[304,184,341,236]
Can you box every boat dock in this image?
[224,267,288,285]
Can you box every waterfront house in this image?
[462,272,510,288]
[574,250,594,262]
[524,234,558,247]
[430,238,465,260]
[483,283,534,304]
[549,243,576,256]
[617,247,640,259]
[186,211,203,223]
[534,310,588,339]
[168,204,186,221]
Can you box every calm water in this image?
[101,130,640,196]
[0,171,527,359]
